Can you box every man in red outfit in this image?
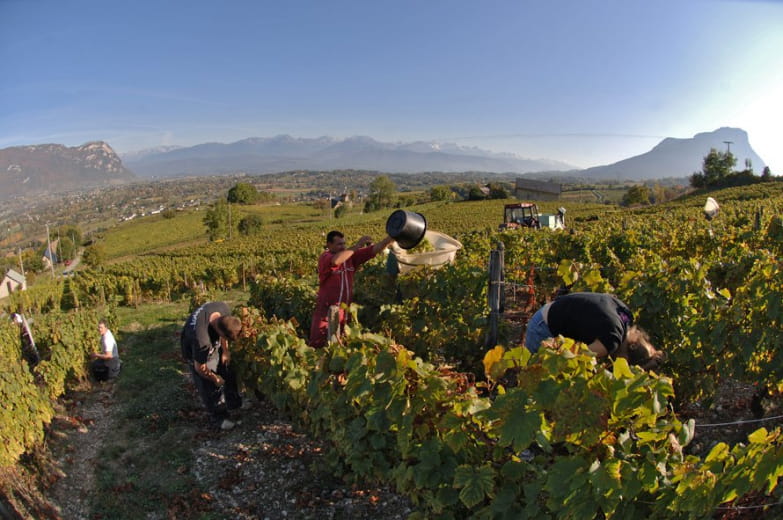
[309,230,395,347]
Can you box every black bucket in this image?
[386,210,427,249]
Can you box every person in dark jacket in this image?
[525,292,664,369]
[181,302,243,430]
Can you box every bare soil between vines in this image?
[42,366,412,519]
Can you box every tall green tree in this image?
[57,236,77,262]
[58,225,82,247]
[468,185,486,201]
[227,182,260,204]
[21,248,43,273]
[238,214,264,235]
[364,176,397,212]
[622,185,652,206]
[203,199,229,241]
[82,244,106,268]
[45,224,82,262]
[690,149,736,188]
[429,185,453,202]
[488,183,510,199]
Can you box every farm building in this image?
[514,179,562,201]
[42,247,58,270]
[1,268,26,299]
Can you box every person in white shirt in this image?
[91,319,121,380]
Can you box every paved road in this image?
[62,248,83,275]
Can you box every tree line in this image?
[690,149,774,189]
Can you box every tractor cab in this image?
[499,203,566,231]
[500,203,540,230]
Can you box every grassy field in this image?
[101,211,208,260]
[561,187,628,204]
[101,203,324,260]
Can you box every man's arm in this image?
[331,235,373,266]
[220,336,230,364]
[587,339,609,357]
[193,360,224,385]
[354,236,395,266]
[371,236,395,255]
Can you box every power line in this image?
[715,502,783,511]
[639,499,783,511]
[695,413,783,428]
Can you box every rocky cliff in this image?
[0,141,135,200]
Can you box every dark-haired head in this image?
[215,315,242,341]
[618,326,665,370]
[326,230,344,245]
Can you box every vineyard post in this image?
[500,241,505,314]
[485,241,505,348]
[228,202,232,240]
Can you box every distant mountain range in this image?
[122,128,766,181]
[0,142,135,200]
[0,128,767,201]
[121,135,576,178]
[578,127,765,181]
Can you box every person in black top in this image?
[181,302,243,430]
[524,292,663,369]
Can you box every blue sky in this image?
[1,0,781,170]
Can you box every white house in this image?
[0,269,26,299]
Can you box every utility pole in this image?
[18,247,25,278]
[723,141,733,154]
[227,201,232,240]
[45,223,55,277]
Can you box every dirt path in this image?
[46,380,118,519]
[186,395,413,519]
